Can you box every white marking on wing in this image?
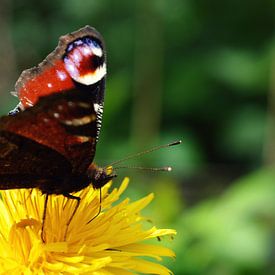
[56,70,67,81]
[77,63,106,85]
[62,114,96,126]
[76,136,93,143]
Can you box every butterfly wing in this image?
[7,25,107,173]
[0,130,72,190]
[1,88,99,176]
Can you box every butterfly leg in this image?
[87,187,102,224]
[41,194,49,242]
[25,189,33,203]
[63,193,81,240]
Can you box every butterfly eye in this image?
[63,37,106,86]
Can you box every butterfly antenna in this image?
[107,140,182,168]
[113,165,172,172]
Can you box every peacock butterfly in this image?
[0,26,115,240]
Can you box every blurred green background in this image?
[0,1,274,274]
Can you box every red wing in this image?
[3,26,107,179]
[1,89,98,175]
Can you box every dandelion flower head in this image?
[0,178,176,274]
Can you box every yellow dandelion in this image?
[0,178,176,274]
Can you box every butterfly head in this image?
[87,163,117,189]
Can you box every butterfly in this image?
[0,26,115,240]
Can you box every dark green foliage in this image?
[0,1,274,273]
